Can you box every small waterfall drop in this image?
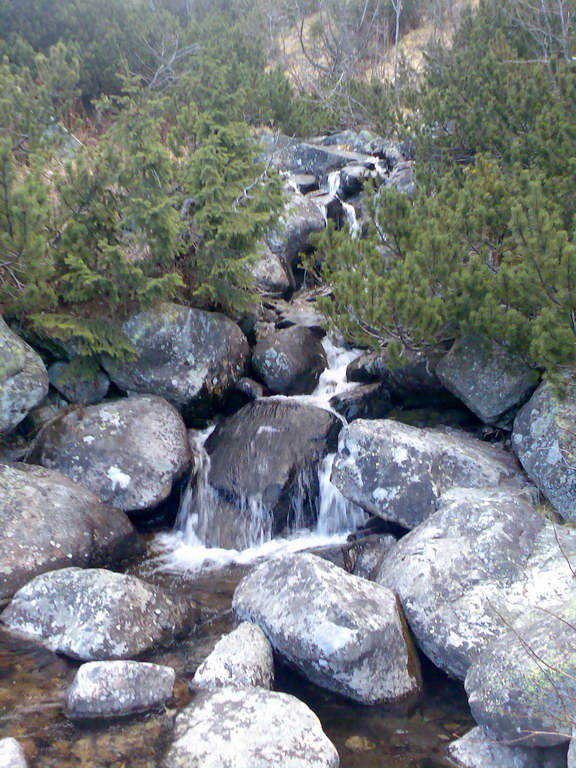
[325,171,360,238]
[154,335,366,573]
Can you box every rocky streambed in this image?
[1,131,576,768]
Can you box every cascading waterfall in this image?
[155,336,366,572]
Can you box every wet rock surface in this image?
[102,303,249,418]
[28,395,191,514]
[0,462,137,602]
[233,553,422,705]
[66,660,175,719]
[252,325,327,395]
[192,621,273,690]
[1,567,193,660]
[375,486,576,679]
[163,686,340,768]
[0,317,49,435]
[512,376,576,520]
[331,419,525,528]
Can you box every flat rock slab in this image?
[0,738,27,768]
[67,660,175,718]
[513,377,576,520]
[332,419,525,529]
[375,487,576,680]
[162,686,339,768]
[1,567,193,661]
[448,727,546,768]
[192,622,273,690]
[29,395,191,514]
[233,553,421,705]
[0,462,137,602]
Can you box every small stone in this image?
[345,735,377,753]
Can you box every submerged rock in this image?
[0,462,137,602]
[1,567,193,660]
[0,317,49,434]
[331,419,525,529]
[512,376,576,520]
[0,738,27,768]
[102,303,249,419]
[233,553,421,705]
[436,336,539,426]
[66,660,175,718]
[375,487,576,679]
[29,395,191,514]
[448,727,546,768]
[192,622,273,690]
[162,686,339,768]
[252,326,327,395]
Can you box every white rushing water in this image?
[154,336,366,574]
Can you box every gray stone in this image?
[291,173,319,194]
[29,395,191,514]
[252,326,327,395]
[375,486,576,679]
[1,567,192,660]
[162,686,339,768]
[265,192,326,267]
[48,361,110,405]
[192,622,273,690]
[569,733,576,768]
[233,377,267,401]
[204,400,340,544]
[102,303,249,419]
[512,376,576,520]
[465,597,576,747]
[288,142,371,177]
[22,390,68,435]
[0,738,27,768]
[385,161,416,195]
[343,534,397,580]
[447,727,545,768]
[66,660,175,718]
[436,337,539,426]
[0,317,49,434]
[332,419,525,529]
[330,382,392,421]
[252,244,292,295]
[233,553,421,705]
[0,462,137,603]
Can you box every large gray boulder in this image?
[48,361,110,405]
[163,686,339,768]
[1,567,192,660]
[252,326,327,395]
[384,161,416,195]
[102,303,249,419]
[512,377,576,520]
[288,142,370,177]
[29,395,191,514]
[192,622,274,690]
[332,419,525,529]
[375,487,576,679]
[465,597,576,747]
[436,337,539,426]
[0,317,48,434]
[202,400,341,546]
[447,727,547,768]
[0,462,137,603]
[265,192,326,267]
[0,738,27,768]
[66,660,175,718]
[252,244,292,295]
[233,553,421,705]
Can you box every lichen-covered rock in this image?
[28,395,191,514]
[465,597,576,747]
[332,419,525,529]
[287,142,370,178]
[436,337,539,426]
[512,377,576,520]
[1,567,193,660]
[102,303,249,419]
[265,192,326,267]
[66,660,175,718]
[0,463,138,602]
[447,727,545,768]
[252,244,292,295]
[233,553,421,704]
[0,317,48,434]
[192,622,273,690]
[375,487,576,679]
[384,161,416,195]
[162,686,339,768]
[48,361,110,405]
[203,400,341,546]
[252,326,327,395]
[0,738,27,768]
